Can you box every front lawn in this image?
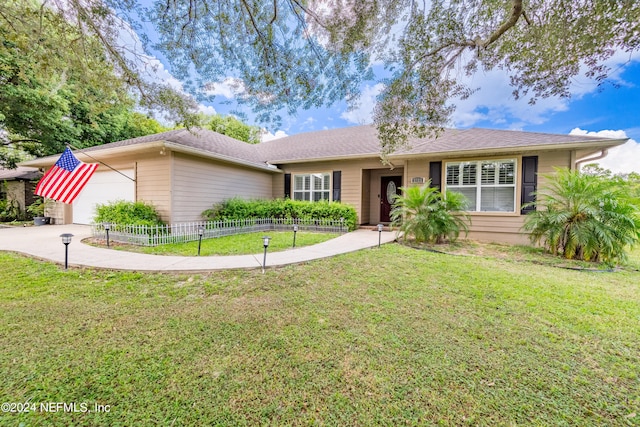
[0,244,638,425]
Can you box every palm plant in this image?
[523,168,640,263]
[391,182,470,244]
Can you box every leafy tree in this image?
[582,163,640,203]
[199,114,262,144]
[523,168,640,263]
[3,1,638,156]
[391,183,470,244]
[0,0,186,167]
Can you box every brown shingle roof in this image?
[81,128,266,166]
[257,125,624,163]
[0,167,41,181]
[257,125,386,162]
[23,125,627,169]
[400,127,619,155]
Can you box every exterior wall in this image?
[361,170,371,225]
[136,153,172,222]
[4,181,37,217]
[537,150,571,187]
[272,173,284,199]
[276,158,393,224]
[171,152,274,223]
[5,181,26,211]
[47,201,70,225]
[402,149,574,245]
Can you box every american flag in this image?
[35,147,99,204]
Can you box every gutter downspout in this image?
[575,149,608,170]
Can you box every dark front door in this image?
[380,176,402,223]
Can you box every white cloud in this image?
[261,130,289,142]
[204,78,246,99]
[450,50,640,129]
[451,66,569,128]
[570,128,640,174]
[197,104,217,115]
[568,49,640,98]
[340,83,385,124]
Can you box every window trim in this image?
[292,172,331,202]
[444,158,517,213]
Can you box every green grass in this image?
[92,231,339,256]
[0,244,639,425]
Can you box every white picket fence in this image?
[91,218,348,246]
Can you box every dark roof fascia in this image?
[387,138,628,161]
[267,153,384,165]
[20,140,282,174]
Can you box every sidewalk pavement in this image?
[0,224,397,272]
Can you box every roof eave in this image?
[163,142,281,173]
[388,138,628,160]
[19,141,168,168]
[268,153,384,164]
[20,140,282,173]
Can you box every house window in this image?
[445,159,516,212]
[293,173,330,201]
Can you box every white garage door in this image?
[73,169,135,224]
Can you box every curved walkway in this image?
[0,224,397,272]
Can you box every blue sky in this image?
[141,28,640,173]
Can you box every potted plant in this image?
[27,198,53,226]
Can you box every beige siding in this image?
[279,158,392,224]
[361,170,371,225]
[537,150,571,188]
[171,152,273,223]
[272,173,284,199]
[406,160,432,187]
[465,214,528,244]
[136,154,172,222]
[403,153,572,245]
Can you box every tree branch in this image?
[473,0,524,48]
[2,138,43,146]
[269,0,277,25]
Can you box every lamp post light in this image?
[197,226,205,256]
[262,236,271,274]
[292,224,298,248]
[377,223,383,248]
[60,233,73,270]
[103,222,111,248]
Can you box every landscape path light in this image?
[103,222,111,248]
[377,223,383,248]
[293,224,298,248]
[262,236,271,274]
[60,233,73,270]
[198,226,205,256]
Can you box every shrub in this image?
[26,197,53,218]
[522,168,640,263]
[94,200,165,227]
[1,199,25,221]
[202,198,358,231]
[391,183,471,244]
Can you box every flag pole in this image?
[66,144,136,182]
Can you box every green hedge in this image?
[94,200,165,227]
[202,198,358,231]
